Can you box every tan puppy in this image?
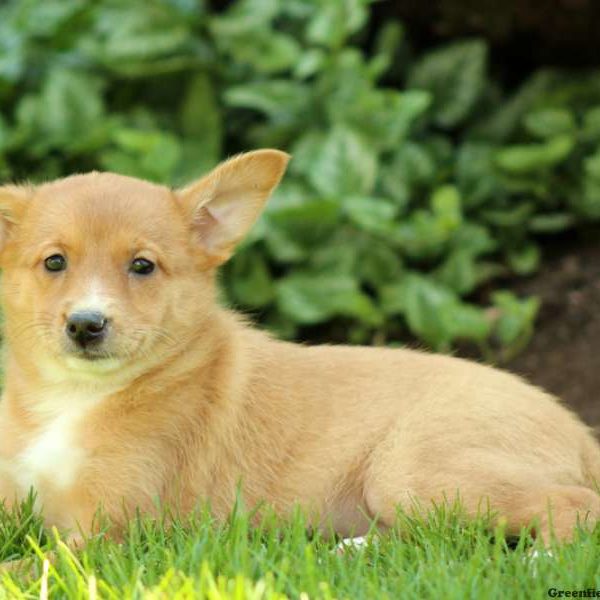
[0,150,599,546]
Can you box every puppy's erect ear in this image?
[177,149,290,265]
[0,184,30,251]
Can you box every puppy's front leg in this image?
[0,505,103,577]
[0,459,22,513]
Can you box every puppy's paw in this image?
[334,536,369,556]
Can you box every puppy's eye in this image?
[44,254,67,272]
[130,257,155,276]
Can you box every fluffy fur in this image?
[0,150,599,545]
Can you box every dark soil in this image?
[372,0,600,70]
[507,230,600,427]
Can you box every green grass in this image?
[0,498,599,599]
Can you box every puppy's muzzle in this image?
[66,311,108,349]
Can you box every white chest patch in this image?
[15,390,104,494]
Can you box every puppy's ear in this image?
[177,149,290,266]
[0,185,30,251]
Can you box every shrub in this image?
[1,0,600,356]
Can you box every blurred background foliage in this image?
[1,0,600,357]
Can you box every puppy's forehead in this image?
[36,172,173,210]
[28,172,184,240]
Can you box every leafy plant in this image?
[1,0,600,355]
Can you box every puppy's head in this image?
[0,150,289,383]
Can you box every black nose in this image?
[66,311,107,347]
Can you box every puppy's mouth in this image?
[69,348,116,361]
[63,349,124,376]
[62,338,121,363]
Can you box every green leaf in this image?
[391,185,463,259]
[356,241,403,288]
[176,73,222,181]
[247,32,302,73]
[528,213,576,233]
[492,291,539,348]
[408,40,487,128]
[380,142,436,208]
[394,274,490,349]
[0,20,25,84]
[495,135,575,174]
[290,130,327,177]
[307,125,378,197]
[215,29,302,74]
[573,150,600,218]
[448,304,493,345]
[310,235,359,275]
[472,70,556,142]
[379,91,431,146]
[17,68,107,155]
[174,139,219,187]
[379,282,406,316]
[209,0,279,34]
[523,108,576,139]
[0,114,11,153]
[329,89,431,152]
[101,128,181,183]
[264,196,341,263]
[577,178,600,219]
[85,4,204,76]
[224,80,310,119]
[180,73,221,140]
[583,106,600,141]
[393,211,453,260]
[45,70,103,139]
[392,141,436,184]
[315,44,429,150]
[481,202,534,228]
[507,244,540,276]
[370,20,405,77]
[584,150,600,182]
[455,142,503,208]
[451,222,497,256]
[431,185,462,229]
[14,0,86,37]
[305,0,370,49]
[262,311,298,340]
[263,226,307,263]
[344,196,398,234]
[227,251,274,309]
[268,198,341,234]
[293,48,326,79]
[276,273,382,326]
[435,249,479,295]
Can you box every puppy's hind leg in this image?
[362,429,600,545]
[504,485,600,544]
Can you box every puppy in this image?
[0,149,598,546]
